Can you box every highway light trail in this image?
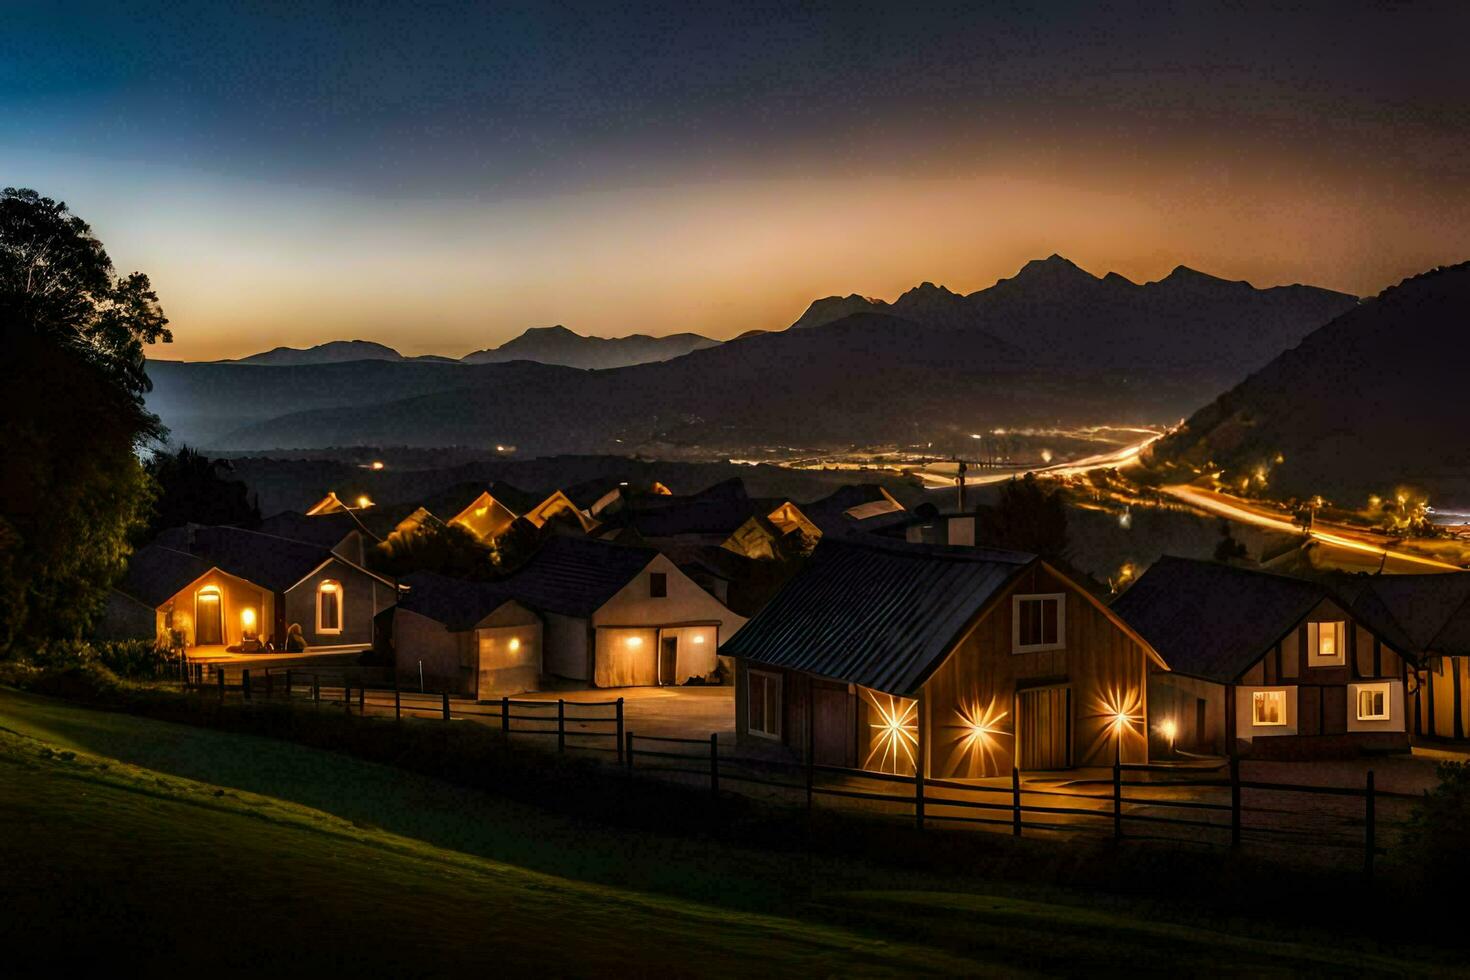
[917,431,1163,489]
[1162,485,1463,571]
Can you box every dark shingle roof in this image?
[720,536,1033,695]
[115,545,215,607]
[495,535,658,617]
[1345,573,1470,658]
[617,477,753,537]
[186,526,338,593]
[801,484,906,536]
[258,511,368,548]
[398,572,520,631]
[1111,557,1328,682]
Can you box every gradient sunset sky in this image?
[7,1,1469,360]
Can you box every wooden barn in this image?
[1114,557,1412,759]
[393,572,543,699]
[723,537,1160,777]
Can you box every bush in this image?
[92,638,172,678]
[1403,761,1470,889]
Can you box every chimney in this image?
[956,459,967,512]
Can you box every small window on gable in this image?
[1356,683,1390,721]
[317,580,342,634]
[1012,594,1064,653]
[1252,689,1287,727]
[1307,621,1346,667]
[650,572,668,598]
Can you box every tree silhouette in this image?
[144,447,260,538]
[974,474,1069,559]
[0,188,171,653]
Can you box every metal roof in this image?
[1111,556,1328,682]
[719,536,1033,696]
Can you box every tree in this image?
[0,188,170,654]
[1213,521,1249,563]
[369,522,498,581]
[974,474,1069,559]
[144,447,260,539]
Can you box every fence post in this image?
[394,683,401,721]
[501,696,510,735]
[625,731,635,773]
[615,698,625,765]
[441,692,450,721]
[1230,755,1242,848]
[1113,761,1122,839]
[914,764,925,832]
[708,733,720,799]
[358,683,365,714]
[1364,769,1376,880]
[265,671,273,699]
[285,669,292,697]
[344,678,352,714]
[1012,766,1022,837]
[217,669,225,704]
[313,674,320,707]
[242,669,252,701]
[557,699,566,753]
[805,748,815,811]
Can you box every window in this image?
[1252,689,1288,727]
[748,670,781,739]
[650,572,668,598]
[1012,594,1064,652]
[317,580,342,634]
[1356,683,1391,721]
[1307,621,1346,667]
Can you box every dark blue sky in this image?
[7,1,1469,357]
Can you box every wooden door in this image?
[811,682,852,766]
[658,636,678,686]
[196,591,222,645]
[1018,686,1071,770]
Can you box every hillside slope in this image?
[462,324,719,369]
[1145,262,1470,507]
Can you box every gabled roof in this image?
[489,481,552,516]
[495,534,658,617]
[801,484,906,535]
[618,477,754,537]
[420,482,501,522]
[186,526,344,593]
[1111,556,1329,682]
[1344,572,1470,659]
[115,545,216,607]
[720,536,1034,696]
[397,572,523,631]
[258,511,369,549]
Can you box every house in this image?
[393,572,543,698]
[496,535,747,687]
[1342,572,1470,741]
[799,484,908,537]
[722,537,1161,777]
[423,481,600,541]
[1113,557,1412,759]
[304,490,376,515]
[107,525,397,654]
[599,477,815,560]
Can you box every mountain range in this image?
[146,255,1361,454]
[1145,262,1470,507]
[222,326,718,371]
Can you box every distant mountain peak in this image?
[1010,253,1098,284]
[230,339,404,366]
[461,324,719,369]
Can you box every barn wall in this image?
[164,570,272,650]
[394,608,473,696]
[920,565,1149,778]
[542,612,591,681]
[284,558,385,649]
[1146,671,1226,754]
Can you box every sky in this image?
[6,1,1470,360]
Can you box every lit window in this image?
[317,580,342,634]
[1307,621,1346,666]
[650,572,668,598]
[748,670,781,739]
[1012,594,1064,652]
[1252,690,1287,727]
[1356,683,1391,721]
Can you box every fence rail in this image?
[168,669,1405,875]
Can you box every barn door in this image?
[811,682,852,767]
[1018,686,1071,770]
[196,589,222,646]
[658,636,679,686]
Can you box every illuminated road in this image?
[1161,485,1464,572]
[917,431,1163,489]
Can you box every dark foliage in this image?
[370,521,498,580]
[144,447,260,539]
[1213,521,1249,563]
[0,188,168,654]
[975,474,1070,559]
[1403,761,1470,892]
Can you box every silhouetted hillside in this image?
[461,325,719,369]
[228,340,410,365]
[1146,262,1470,507]
[789,255,1357,376]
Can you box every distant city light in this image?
[371,461,384,470]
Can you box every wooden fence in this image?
[624,733,1402,876]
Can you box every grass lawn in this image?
[0,687,1450,975]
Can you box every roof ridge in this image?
[823,534,1034,565]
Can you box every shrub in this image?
[1402,761,1470,889]
[92,638,172,678]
